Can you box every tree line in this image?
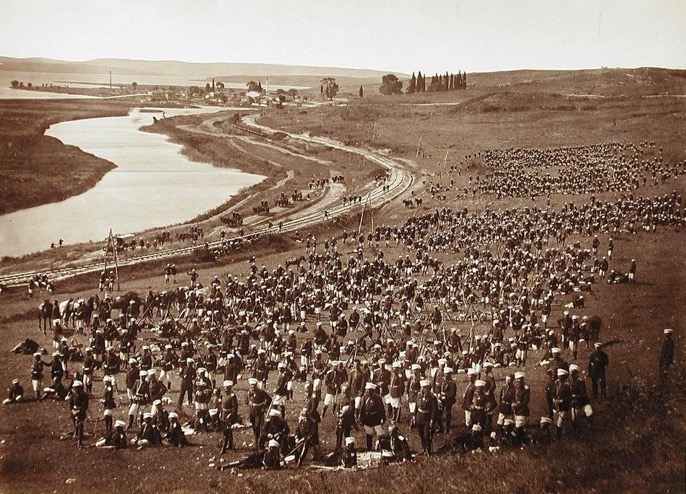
[379,71,468,95]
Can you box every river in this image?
[0,108,265,258]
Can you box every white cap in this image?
[165,344,173,350]
[115,420,126,428]
[139,370,147,377]
[153,399,162,406]
[443,367,453,374]
[223,380,233,387]
[365,382,377,390]
[420,379,431,387]
[33,352,41,357]
[514,372,525,379]
[248,378,258,385]
[168,412,179,420]
[72,380,83,387]
[475,380,486,387]
[551,347,561,354]
[557,368,569,376]
[268,439,280,448]
[467,368,477,376]
[143,412,152,419]
[569,364,580,372]
[147,369,156,376]
[269,409,281,417]
[411,364,421,371]
[664,328,673,334]
[472,424,482,432]
[345,437,355,446]
[209,409,219,416]
[483,362,494,368]
[540,417,553,425]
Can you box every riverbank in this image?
[0,99,132,214]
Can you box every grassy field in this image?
[0,100,131,214]
[0,68,685,493]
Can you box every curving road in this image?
[0,115,413,287]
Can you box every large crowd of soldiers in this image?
[4,141,683,469]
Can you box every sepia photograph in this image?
[0,1,684,492]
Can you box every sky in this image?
[1,0,685,74]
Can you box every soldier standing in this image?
[436,367,456,435]
[359,382,386,451]
[220,380,238,454]
[68,380,89,447]
[587,342,609,399]
[660,328,675,380]
[414,379,437,456]
[247,378,271,449]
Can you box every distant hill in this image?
[0,56,405,80]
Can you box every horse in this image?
[285,255,306,269]
[39,299,52,333]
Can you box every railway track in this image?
[0,116,413,287]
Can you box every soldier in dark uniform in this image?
[335,404,357,451]
[253,350,269,389]
[461,370,477,427]
[262,439,282,469]
[68,380,89,447]
[3,379,23,404]
[347,360,367,415]
[178,358,196,408]
[128,370,149,429]
[341,437,358,468]
[259,408,290,452]
[388,361,406,422]
[134,413,162,447]
[569,364,593,432]
[660,328,675,380]
[97,419,128,449]
[82,348,95,394]
[49,351,64,389]
[414,379,437,456]
[553,368,572,438]
[587,342,609,399]
[101,375,117,434]
[165,411,188,447]
[436,367,457,435]
[512,372,531,443]
[359,382,386,451]
[30,352,49,400]
[247,378,271,449]
[469,380,489,430]
[295,406,320,465]
[497,374,515,429]
[220,380,238,454]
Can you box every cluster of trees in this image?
[321,77,339,100]
[377,71,468,95]
[408,71,467,93]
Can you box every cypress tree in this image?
[408,72,416,94]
